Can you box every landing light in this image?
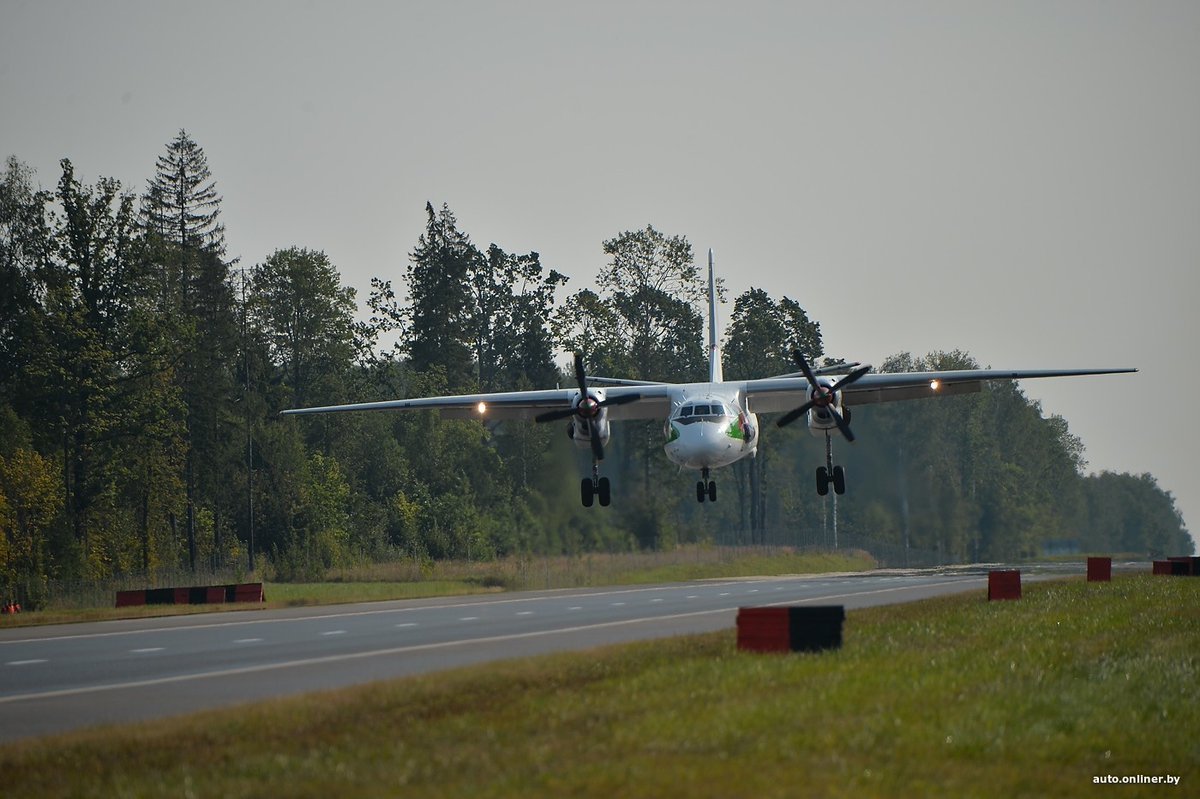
[477,401,487,415]
[929,379,941,391]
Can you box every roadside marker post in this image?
[988,570,1022,601]
[1087,557,1112,582]
[737,606,845,654]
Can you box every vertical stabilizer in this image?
[708,249,723,383]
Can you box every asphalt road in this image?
[0,567,1056,742]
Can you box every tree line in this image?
[0,132,1189,603]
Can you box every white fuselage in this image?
[661,385,759,471]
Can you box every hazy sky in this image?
[4,1,1198,546]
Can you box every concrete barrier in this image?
[114,582,264,608]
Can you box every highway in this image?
[0,568,1047,742]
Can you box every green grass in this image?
[1,547,874,627]
[3,575,1196,797]
[263,579,501,606]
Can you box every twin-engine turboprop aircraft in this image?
[283,251,1135,507]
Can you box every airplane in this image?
[283,251,1135,506]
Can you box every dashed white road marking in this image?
[395,623,418,629]
[650,598,663,603]
[0,579,765,646]
[459,617,479,622]
[686,595,699,599]
[233,638,262,644]
[7,659,47,666]
[0,578,987,706]
[567,606,582,611]
[516,611,534,616]
[320,631,346,637]
[130,648,163,654]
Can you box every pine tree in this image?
[140,129,226,255]
[139,130,238,571]
[403,202,477,391]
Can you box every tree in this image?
[722,288,824,539]
[722,289,823,381]
[0,448,60,602]
[553,225,708,529]
[250,247,356,410]
[140,129,226,256]
[0,158,50,400]
[403,202,476,391]
[470,244,566,392]
[597,225,706,382]
[139,131,238,571]
[23,160,169,573]
[1079,472,1191,556]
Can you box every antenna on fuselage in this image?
[708,249,722,383]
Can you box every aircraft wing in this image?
[281,384,675,421]
[742,367,1136,414]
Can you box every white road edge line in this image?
[0,580,772,645]
[0,579,984,705]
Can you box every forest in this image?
[0,131,1190,605]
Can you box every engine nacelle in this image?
[565,388,612,450]
[567,416,611,450]
[806,382,851,437]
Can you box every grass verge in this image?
[0,547,874,627]
[2,575,1195,797]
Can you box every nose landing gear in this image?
[696,467,717,503]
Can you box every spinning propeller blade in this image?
[776,351,869,440]
[534,352,640,461]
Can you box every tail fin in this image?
[708,249,723,383]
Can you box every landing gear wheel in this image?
[581,478,595,507]
[816,466,830,496]
[832,465,846,495]
[597,477,611,507]
[696,481,707,503]
[707,481,717,502]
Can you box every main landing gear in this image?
[815,432,847,496]
[696,467,717,503]
[581,462,611,507]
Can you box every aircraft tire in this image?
[696,481,706,503]
[598,477,611,507]
[581,478,595,507]
[816,466,830,496]
[707,481,717,502]
[832,465,846,495]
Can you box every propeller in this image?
[534,352,640,461]
[775,350,870,440]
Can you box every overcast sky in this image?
[4,1,1197,547]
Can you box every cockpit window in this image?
[677,403,733,419]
